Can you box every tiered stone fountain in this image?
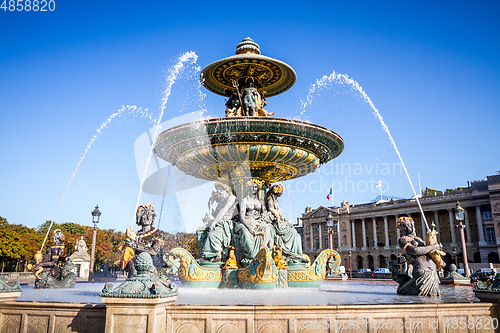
[155,38,344,289]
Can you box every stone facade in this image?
[1,301,498,333]
[298,174,500,271]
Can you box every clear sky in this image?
[1,1,499,234]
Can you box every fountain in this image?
[154,37,343,289]
[1,38,498,333]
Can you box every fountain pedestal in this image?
[101,296,177,333]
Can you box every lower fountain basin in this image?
[17,281,478,305]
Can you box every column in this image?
[372,217,378,249]
[352,220,357,249]
[421,213,427,242]
[448,209,457,245]
[433,210,440,242]
[318,221,323,249]
[476,206,487,245]
[337,221,342,248]
[361,218,367,250]
[310,223,314,250]
[383,215,390,249]
[464,208,472,245]
[395,214,400,246]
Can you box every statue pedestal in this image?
[101,295,177,333]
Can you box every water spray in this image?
[41,105,149,252]
[302,71,431,231]
[133,51,198,229]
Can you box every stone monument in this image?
[68,236,91,279]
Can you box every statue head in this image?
[136,203,156,227]
[268,183,284,197]
[214,182,232,194]
[246,179,264,196]
[53,229,65,244]
[397,216,415,235]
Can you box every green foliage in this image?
[0,216,8,228]
[36,220,61,233]
[59,222,89,235]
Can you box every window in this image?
[366,237,370,247]
[325,238,329,249]
[315,239,320,249]
[449,231,453,243]
[334,237,338,248]
[315,225,320,232]
[376,221,379,229]
[388,235,392,246]
[485,211,493,219]
[486,227,496,244]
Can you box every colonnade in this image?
[305,204,487,252]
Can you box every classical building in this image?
[297,174,500,271]
[68,236,91,279]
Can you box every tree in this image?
[0,216,8,228]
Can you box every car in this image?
[374,268,391,274]
[356,268,372,273]
[470,268,497,283]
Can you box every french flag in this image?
[326,188,332,201]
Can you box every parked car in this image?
[357,268,372,273]
[374,268,391,274]
[470,268,497,283]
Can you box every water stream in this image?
[132,51,199,228]
[301,70,429,228]
[40,105,151,251]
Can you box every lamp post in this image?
[455,201,470,277]
[89,205,101,282]
[453,247,457,267]
[326,213,335,250]
[348,250,352,280]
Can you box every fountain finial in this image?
[235,37,261,55]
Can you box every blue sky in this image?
[1,1,499,233]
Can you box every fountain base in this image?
[171,247,340,289]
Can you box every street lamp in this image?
[348,250,352,280]
[326,213,335,250]
[453,247,457,267]
[455,201,470,277]
[89,205,101,281]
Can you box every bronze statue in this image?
[392,217,441,296]
[124,203,165,278]
[234,180,273,264]
[29,229,76,289]
[196,183,237,262]
[265,184,306,263]
[241,78,259,116]
[225,88,242,117]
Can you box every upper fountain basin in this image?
[154,117,344,184]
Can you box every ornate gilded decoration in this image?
[287,249,340,283]
[238,248,277,284]
[201,38,296,98]
[171,247,222,283]
[272,246,288,269]
[155,117,343,185]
